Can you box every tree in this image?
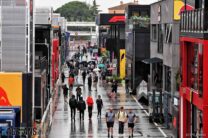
[90,0,99,20]
[55,1,98,22]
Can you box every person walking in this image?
[96,95,103,118]
[116,106,127,135]
[82,70,87,84]
[61,72,65,83]
[77,97,86,121]
[68,75,75,91]
[76,86,82,101]
[127,109,141,137]
[69,95,77,120]
[88,74,92,91]
[111,81,118,95]
[86,95,94,119]
[106,108,115,138]
[125,78,130,93]
[93,73,98,91]
[62,85,69,102]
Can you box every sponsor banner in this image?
[174,0,194,20]
[97,14,125,25]
[0,73,22,107]
[120,49,126,79]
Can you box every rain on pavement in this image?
[48,51,167,138]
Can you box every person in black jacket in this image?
[82,70,87,84]
[69,95,77,120]
[77,97,86,121]
[96,95,103,118]
[112,81,118,94]
[61,72,65,83]
[88,74,92,91]
[62,85,69,102]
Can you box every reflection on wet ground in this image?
[49,52,166,138]
[49,74,165,138]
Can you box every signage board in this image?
[97,14,125,25]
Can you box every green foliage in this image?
[131,15,150,28]
[55,1,99,21]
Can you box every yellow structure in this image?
[120,49,126,79]
[174,0,184,20]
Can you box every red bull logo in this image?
[0,87,11,106]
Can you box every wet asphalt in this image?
[48,51,167,138]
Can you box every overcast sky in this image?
[35,0,158,12]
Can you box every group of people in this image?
[60,46,141,138]
[106,106,141,138]
[68,94,103,120]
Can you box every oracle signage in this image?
[97,14,125,25]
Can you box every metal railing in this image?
[36,98,52,138]
[181,8,208,33]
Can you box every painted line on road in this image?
[132,96,168,138]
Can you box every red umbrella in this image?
[107,67,115,70]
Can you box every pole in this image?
[29,0,35,125]
[132,28,135,90]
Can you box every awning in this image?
[142,57,162,64]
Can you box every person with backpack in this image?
[96,95,103,118]
[69,95,77,120]
[106,108,115,138]
[88,74,92,91]
[82,70,87,84]
[76,86,82,101]
[116,106,127,135]
[86,95,94,119]
[127,109,141,137]
[77,97,86,121]
[93,73,98,91]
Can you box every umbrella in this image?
[88,61,96,65]
[74,83,84,87]
[98,64,105,68]
[91,57,97,60]
[80,61,87,64]
[93,68,100,72]
[107,67,115,70]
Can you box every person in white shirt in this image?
[116,106,127,135]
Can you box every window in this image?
[158,24,163,53]
[151,24,157,41]
[164,66,171,92]
[164,24,172,43]
[187,43,203,96]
